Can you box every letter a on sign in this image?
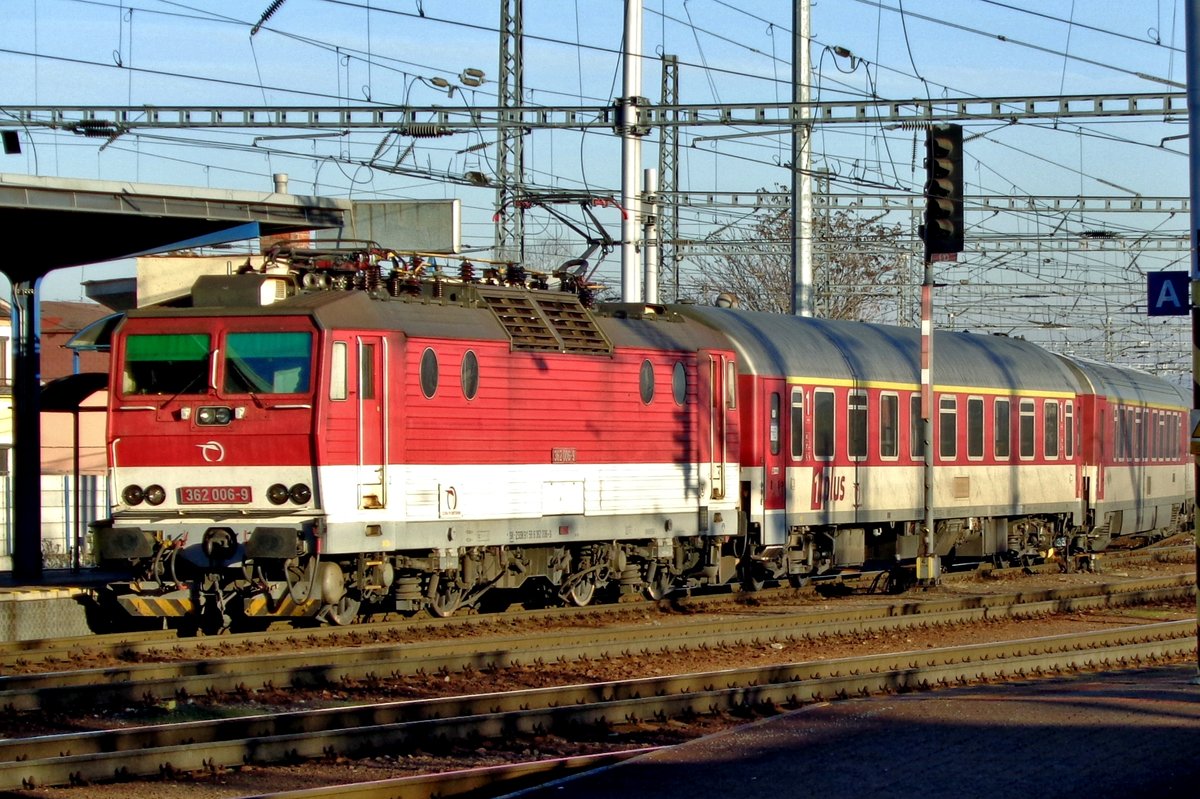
[1147,271,1188,316]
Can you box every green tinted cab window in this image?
[123,333,211,396]
[224,332,313,394]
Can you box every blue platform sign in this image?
[1147,271,1188,316]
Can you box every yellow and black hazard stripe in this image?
[117,594,193,617]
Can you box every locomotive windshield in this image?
[223,331,313,394]
[121,330,314,396]
[122,333,211,396]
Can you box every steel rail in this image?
[0,545,1188,666]
[0,621,1192,790]
[0,576,1192,713]
[235,750,662,799]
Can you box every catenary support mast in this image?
[1185,0,1200,683]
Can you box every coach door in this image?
[700,351,728,501]
[355,335,388,509]
[761,383,787,544]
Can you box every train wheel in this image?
[327,594,361,626]
[787,574,811,589]
[429,584,463,617]
[564,576,596,607]
[739,562,766,593]
[644,565,675,600]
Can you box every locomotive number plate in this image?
[178,486,253,504]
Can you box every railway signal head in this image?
[920,123,964,257]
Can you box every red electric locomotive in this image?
[92,250,1193,630]
[95,252,741,629]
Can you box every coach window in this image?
[1145,410,1152,459]
[726,360,737,408]
[1115,409,1124,461]
[848,390,868,461]
[330,341,348,401]
[672,362,687,405]
[994,398,1011,459]
[880,392,899,459]
[1113,409,1122,461]
[639,360,655,405]
[1152,407,1161,458]
[770,393,781,456]
[967,397,984,460]
[1019,399,1036,459]
[1064,401,1074,459]
[1135,410,1145,460]
[790,387,805,460]
[814,389,835,460]
[910,393,925,460]
[419,347,439,399]
[1044,401,1059,459]
[461,351,479,401]
[1124,410,1130,461]
[1135,409,1144,460]
[939,396,957,460]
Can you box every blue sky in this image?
[0,0,1191,369]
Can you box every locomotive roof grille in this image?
[476,286,612,355]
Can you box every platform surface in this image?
[508,665,1200,799]
[0,570,108,640]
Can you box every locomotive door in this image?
[355,335,388,509]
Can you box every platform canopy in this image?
[0,172,350,581]
[0,172,349,283]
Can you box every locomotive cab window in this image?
[123,333,211,396]
[223,331,312,394]
[330,341,348,401]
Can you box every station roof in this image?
[0,172,350,580]
[0,172,349,284]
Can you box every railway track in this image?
[0,619,1193,791]
[2,543,1192,670]
[0,573,1193,712]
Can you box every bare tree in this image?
[682,185,911,321]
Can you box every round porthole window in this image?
[672,361,687,405]
[420,348,439,399]
[461,351,479,400]
[639,360,655,404]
